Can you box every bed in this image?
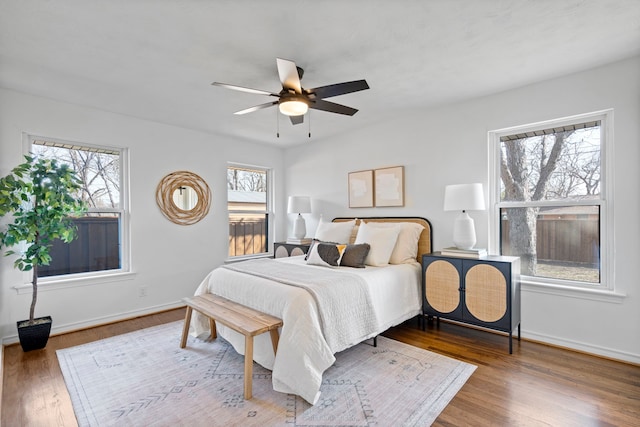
[191,217,432,404]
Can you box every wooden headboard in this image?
[332,217,432,264]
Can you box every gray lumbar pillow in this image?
[340,244,371,268]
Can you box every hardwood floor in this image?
[385,319,640,427]
[2,309,186,427]
[2,309,639,426]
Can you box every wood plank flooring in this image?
[385,318,640,427]
[2,309,639,426]
[2,309,185,427]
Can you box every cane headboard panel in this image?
[332,217,432,264]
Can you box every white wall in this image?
[284,56,640,364]
[0,88,285,341]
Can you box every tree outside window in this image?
[30,138,126,277]
[494,115,606,285]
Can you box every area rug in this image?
[57,321,475,426]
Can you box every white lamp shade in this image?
[287,196,311,214]
[444,183,485,212]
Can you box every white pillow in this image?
[364,222,425,264]
[354,222,401,266]
[314,219,355,244]
[349,224,359,244]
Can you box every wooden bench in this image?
[180,293,283,399]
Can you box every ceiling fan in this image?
[212,58,370,125]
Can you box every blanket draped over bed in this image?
[192,257,421,405]
[222,259,380,350]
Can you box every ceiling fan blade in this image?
[212,82,279,97]
[276,58,302,94]
[309,99,358,116]
[307,80,369,99]
[234,101,278,115]
[289,115,304,125]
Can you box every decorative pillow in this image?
[314,218,355,244]
[354,222,401,266]
[306,242,347,267]
[391,222,424,264]
[339,243,370,268]
[304,239,322,260]
[363,222,425,264]
[304,238,341,260]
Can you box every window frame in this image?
[15,133,132,291]
[227,162,273,260]
[488,110,617,297]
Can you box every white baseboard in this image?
[432,318,640,365]
[523,330,640,365]
[1,301,185,346]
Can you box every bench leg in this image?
[244,335,253,399]
[180,306,193,348]
[209,318,217,340]
[269,328,280,355]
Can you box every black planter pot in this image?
[17,316,52,352]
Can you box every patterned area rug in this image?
[57,321,475,426]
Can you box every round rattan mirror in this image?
[156,171,211,225]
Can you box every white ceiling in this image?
[1,1,639,147]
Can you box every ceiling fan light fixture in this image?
[279,99,308,116]
[213,58,369,125]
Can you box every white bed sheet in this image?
[191,255,421,404]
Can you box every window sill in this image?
[521,279,626,303]
[13,271,136,294]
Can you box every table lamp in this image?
[287,196,311,240]
[443,183,485,250]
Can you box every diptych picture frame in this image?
[348,166,404,208]
[348,169,374,208]
[374,166,404,207]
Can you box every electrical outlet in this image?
[139,286,148,297]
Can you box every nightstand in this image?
[422,252,521,353]
[274,241,311,258]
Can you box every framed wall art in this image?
[374,166,404,207]
[348,170,374,208]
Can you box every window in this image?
[489,111,612,289]
[227,164,271,258]
[28,136,128,278]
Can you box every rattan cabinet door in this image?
[274,245,290,258]
[423,257,463,319]
[461,259,515,332]
[464,264,507,322]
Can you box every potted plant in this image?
[0,154,86,351]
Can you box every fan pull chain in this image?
[308,111,311,138]
[276,108,280,138]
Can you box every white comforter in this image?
[191,256,421,404]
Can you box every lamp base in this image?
[453,211,476,250]
[293,214,306,240]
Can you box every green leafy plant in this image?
[0,155,87,325]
